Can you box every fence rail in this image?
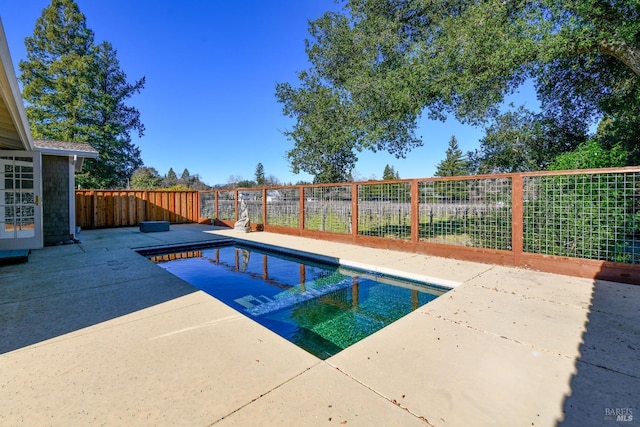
[76,167,640,284]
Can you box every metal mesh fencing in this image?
[523,172,640,263]
[217,191,235,221]
[418,178,512,249]
[266,188,300,228]
[196,168,639,268]
[239,190,263,224]
[200,191,216,219]
[304,186,352,233]
[357,182,412,240]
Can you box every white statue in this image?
[234,199,251,233]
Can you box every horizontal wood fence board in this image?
[76,190,199,229]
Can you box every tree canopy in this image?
[467,106,585,174]
[130,167,162,190]
[19,0,145,188]
[129,166,210,190]
[549,139,628,170]
[276,0,640,179]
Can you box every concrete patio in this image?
[1,224,638,426]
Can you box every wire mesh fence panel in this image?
[217,191,235,221]
[266,188,300,228]
[418,178,512,249]
[523,172,640,264]
[200,191,216,219]
[239,190,263,224]
[357,182,412,240]
[304,186,352,233]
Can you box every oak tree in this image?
[277,0,640,177]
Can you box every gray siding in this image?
[42,155,71,245]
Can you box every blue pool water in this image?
[148,243,448,359]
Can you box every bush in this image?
[523,173,636,263]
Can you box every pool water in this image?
[148,244,448,359]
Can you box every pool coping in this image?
[138,238,458,292]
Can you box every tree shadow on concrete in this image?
[558,278,640,425]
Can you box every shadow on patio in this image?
[559,277,640,425]
[0,233,200,354]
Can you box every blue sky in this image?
[1,1,538,186]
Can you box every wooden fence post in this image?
[235,189,239,221]
[411,179,419,243]
[195,191,200,222]
[351,183,358,238]
[299,186,305,230]
[262,188,267,226]
[214,191,219,222]
[511,174,524,265]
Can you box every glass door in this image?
[0,151,42,250]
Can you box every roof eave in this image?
[36,147,99,158]
[0,18,34,151]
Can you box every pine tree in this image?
[383,164,400,180]
[164,168,178,187]
[19,0,144,189]
[434,136,469,177]
[77,41,144,188]
[179,168,192,187]
[255,163,265,186]
[434,135,470,201]
[20,0,95,142]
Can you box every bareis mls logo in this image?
[604,408,633,422]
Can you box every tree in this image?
[255,163,266,186]
[382,164,399,180]
[264,174,282,187]
[276,0,640,173]
[468,106,585,174]
[76,41,144,188]
[19,0,144,189]
[185,174,209,190]
[276,76,360,183]
[236,179,257,188]
[164,168,178,187]
[226,175,244,188]
[166,167,209,190]
[434,136,470,201]
[435,136,469,177]
[130,167,162,190]
[20,0,95,142]
[178,168,192,187]
[549,139,628,170]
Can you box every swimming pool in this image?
[146,242,449,359]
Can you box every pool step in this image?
[234,294,272,309]
[246,278,354,317]
[0,249,29,266]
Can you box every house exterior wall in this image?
[42,155,72,245]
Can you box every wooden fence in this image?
[75,190,200,228]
